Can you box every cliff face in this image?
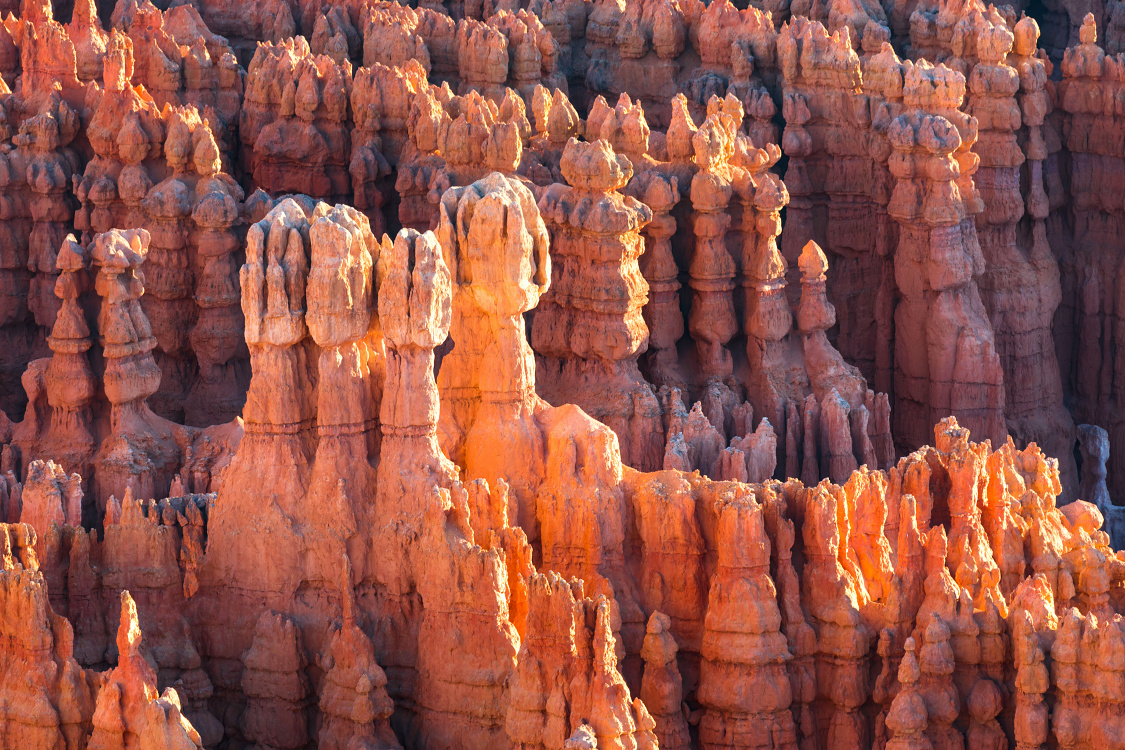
[3,2,1125,750]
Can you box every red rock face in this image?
[0,522,95,749]
[887,58,1008,450]
[531,137,663,471]
[240,36,352,201]
[1054,14,1125,499]
[5,4,1125,750]
[967,13,1077,497]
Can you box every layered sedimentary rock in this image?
[532,137,663,471]
[351,58,424,224]
[887,58,1007,449]
[18,459,81,545]
[240,610,310,750]
[142,107,248,424]
[0,166,1123,750]
[1055,15,1125,497]
[74,29,164,238]
[628,164,683,388]
[8,237,95,489]
[317,571,401,750]
[89,590,205,750]
[584,0,782,128]
[0,0,1114,494]
[190,0,297,58]
[90,228,191,507]
[0,522,93,749]
[456,10,565,102]
[195,195,369,725]
[117,0,244,152]
[4,227,238,524]
[883,638,930,750]
[0,521,209,749]
[0,90,81,419]
[72,31,248,425]
[697,489,796,749]
[436,173,550,534]
[240,36,352,201]
[640,611,691,750]
[778,17,892,386]
[2,4,1125,750]
[966,12,1077,495]
[687,110,741,398]
[506,571,657,749]
[396,85,528,233]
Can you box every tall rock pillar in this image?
[90,228,184,508]
[532,137,663,471]
[968,13,1077,494]
[688,113,741,395]
[435,173,551,538]
[375,228,454,519]
[887,60,1006,449]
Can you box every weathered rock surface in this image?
[0,5,1124,750]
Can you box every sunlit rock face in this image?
[2,4,1125,750]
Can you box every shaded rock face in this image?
[5,3,1125,750]
[531,137,663,472]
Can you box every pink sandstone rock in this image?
[240,610,310,750]
[316,562,401,750]
[887,58,1007,449]
[436,172,550,535]
[966,12,1078,497]
[885,638,932,750]
[505,571,657,748]
[240,36,352,201]
[0,522,94,748]
[532,137,663,471]
[640,611,690,750]
[697,487,796,749]
[0,7,1123,750]
[1053,14,1125,497]
[90,228,194,508]
[88,590,204,750]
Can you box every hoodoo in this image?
[2,1,1125,749]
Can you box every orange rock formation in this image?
[1,4,1125,750]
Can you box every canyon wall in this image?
[0,0,1124,749]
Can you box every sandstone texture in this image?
[2,2,1125,750]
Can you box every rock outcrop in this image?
[240,610,310,750]
[532,137,662,471]
[0,5,1124,750]
[968,12,1077,495]
[1055,14,1125,496]
[640,611,690,750]
[0,522,94,749]
[506,572,657,749]
[90,228,189,509]
[697,489,796,749]
[89,590,204,750]
[240,37,352,201]
[887,59,1007,448]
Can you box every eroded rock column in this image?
[532,137,663,471]
[91,229,186,508]
[697,491,797,749]
[236,199,317,499]
[969,14,1077,495]
[888,60,1006,449]
[436,173,551,537]
[688,113,741,396]
[375,228,453,519]
[307,205,383,514]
